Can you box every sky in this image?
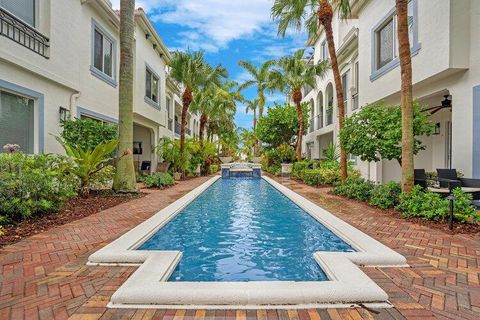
[111,0,308,129]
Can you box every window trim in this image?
[90,19,117,88]
[370,0,421,82]
[0,79,44,153]
[77,106,118,124]
[144,63,161,110]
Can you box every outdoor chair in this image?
[414,169,428,190]
[436,169,480,200]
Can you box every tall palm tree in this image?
[272,0,351,180]
[269,49,329,160]
[396,0,414,192]
[169,51,226,156]
[245,98,259,131]
[237,60,275,119]
[113,0,136,192]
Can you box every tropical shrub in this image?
[158,139,188,174]
[90,165,116,190]
[57,138,119,197]
[186,139,217,175]
[301,168,343,186]
[276,144,295,163]
[332,177,374,202]
[143,172,175,188]
[369,181,402,209]
[256,103,309,148]
[396,186,449,221]
[61,118,118,151]
[0,152,76,221]
[451,188,480,223]
[340,101,434,164]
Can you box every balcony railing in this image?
[352,94,359,111]
[168,118,173,131]
[186,127,191,135]
[174,122,180,135]
[0,7,50,58]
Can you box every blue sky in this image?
[112,0,308,129]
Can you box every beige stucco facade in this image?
[0,0,201,172]
[303,0,480,181]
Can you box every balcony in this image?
[175,122,180,135]
[326,107,333,126]
[0,7,50,58]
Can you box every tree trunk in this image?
[113,0,136,193]
[319,0,347,181]
[199,113,208,144]
[180,86,193,157]
[258,91,265,118]
[253,108,258,155]
[293,89,304,160]
[396,0,415,192]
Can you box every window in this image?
[0,90,34,154]
[342,71,349,114]
[371,0,418,79]
[91,20,116,86]
[0,0,35,26]
[320,40,329,61]
[145,67,159,105]
[93,29,113,77]
[352,62,359,110]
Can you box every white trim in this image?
[88,175,407,308]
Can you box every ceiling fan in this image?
[422,95,452,115]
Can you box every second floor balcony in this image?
[0,7,50,58]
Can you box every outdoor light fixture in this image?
[59,106,70,121]
[434,122,441,135]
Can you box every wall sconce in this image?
[59,107,70,121]
[434,122,441,135]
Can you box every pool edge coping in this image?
[87,175,409,308]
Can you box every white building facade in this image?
[0,0,201,172]
[303,0,480,182]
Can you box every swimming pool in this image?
[139,178,354,282]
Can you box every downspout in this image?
[69,92,81,119]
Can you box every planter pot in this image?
[251,157,262,164]
[195,164,201,176]
[281,163,293,176]
[173,172,182,181]
[219,157,233,164]
[156,162,170,173]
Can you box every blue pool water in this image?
[139,178,354,281]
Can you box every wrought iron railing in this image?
[174,122,180,135]
[0,7,50,58]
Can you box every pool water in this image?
[139,178,354,281]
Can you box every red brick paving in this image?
[0,175,479,319]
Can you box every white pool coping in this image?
[88,175,408,309]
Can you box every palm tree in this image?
[191,83,237,145]
[237,60,275,119]
[272,0,351,180]
[169,51,226,156]
[269,49,329,160]
[396,0,414,192]
[113,0,136,192]
[245,98,259,131]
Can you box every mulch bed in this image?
[0,191,145,248]
[325,191,480,235]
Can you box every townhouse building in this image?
[303,0,480,182]
[0,0,201,172]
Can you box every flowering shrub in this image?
[2,144,20,153]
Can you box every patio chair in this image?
[436,169,480,200]
[414,169,428,189]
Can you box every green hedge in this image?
[143,173,175,188]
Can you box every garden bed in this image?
[0,191,144,248]
[326,191,480,235]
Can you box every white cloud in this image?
[111,0,280,52]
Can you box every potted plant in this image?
[158,139,186,181]
[277,144,295,176]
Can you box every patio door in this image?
[445,121,452,169]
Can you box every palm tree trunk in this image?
[258,92,265,118]
[318,0,347,181]
[396,0,414,192]
[113,0,136,192]
[253,108,257,131]
[199,113,208,144]
[293,89,304,160]
[180,87,193,156]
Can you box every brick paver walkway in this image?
[0,175,479,320]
